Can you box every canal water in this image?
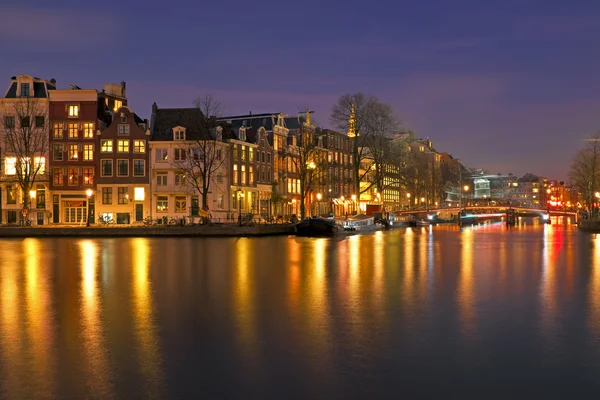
[1,219,599,399]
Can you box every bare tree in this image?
[330,93,401,197]
[286,113,328,219]
[569,133,600,212]
[0,97,49,217]
[170,95,227,216]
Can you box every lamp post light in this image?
[406,193,411,210]
[86,189,92,227]
[351,194,357,215]
[237,189,244,226]
[28,190,36,225]
[463,185,470,207]
[316,192,322,217]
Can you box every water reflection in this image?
[79,240,114,399]
[0,241,23,399]
[1,224,599,398]
[458,228,476,339]
[234,238,260,366]
[540,224,559,351]
[131,238,164,398]
[24,239,55,397]
[589,235,600,342]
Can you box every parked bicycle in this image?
[97,213,115,225]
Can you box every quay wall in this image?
[578,220,600,233]
[0,224,296,238]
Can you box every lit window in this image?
[113,100,123,112]
[156,196,168,212]
[134,187,145,201]
[53,122,63,138]
[101,140,113,153]
[83,168,93,185]
[68,144,78,160]
[233,164,238,184]
[133,140,146,153]
[68,168,78,185]
[34,157,45,174]
[241,165,246,184]
[68,105,79,118]
[83,144,94,161]
[68,123,78,138]
[4,157,17,175]
[117,140,129,153]
[53,168,64,185]
[83,122,94,138]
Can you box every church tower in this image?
[347,104,358,137]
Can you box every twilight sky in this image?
[2,0,600,179]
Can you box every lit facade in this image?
[0,75,54,224]
[96,106,150,224]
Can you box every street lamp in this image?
[28,190,36,225]
[351,194,357,215]
[86,189,92,227]
[316,192,322,216]
[237,189,244,225]
[463,185,470,206]
[406,193,411,210]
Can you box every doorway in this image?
[135,204,143,222]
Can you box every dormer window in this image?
[68,105,79,118]
[20,83,30,97]
[239,127,246,141]
[174,130,185,140]
[216,126,223,141]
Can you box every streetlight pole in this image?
[237,189,244,226]
[86,189,92,227]
[316,192,322,217]
[29,190,36,225]
[406,193,411,211]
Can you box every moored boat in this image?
[295,218,339,237]
[339,214,384,233]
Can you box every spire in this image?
[347,103,357,137]
[304,109,311,126]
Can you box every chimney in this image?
[152,102,158,114]
[120,81,127,98]
[50,78,56,85]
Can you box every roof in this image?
[151,107,209,141]
[219,113,281,131]
[283,115,307,130]
[4,76,56,99]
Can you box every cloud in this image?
[0,7,122,45]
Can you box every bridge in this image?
[394,206,578,224]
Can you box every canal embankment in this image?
[578,220,600,233]
[0,223,296,238]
